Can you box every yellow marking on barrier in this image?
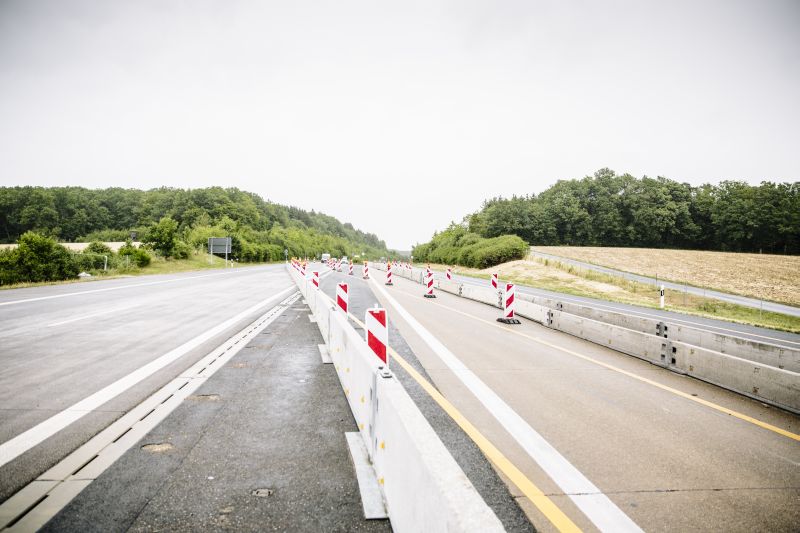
[359,423,365,430]
[380,441,385,450]
[425,298,800,443]
[360,395,365,404]
[349,314,581,533]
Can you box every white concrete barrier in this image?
[288,265,504,533]
[517,294,800,373]
[548,309,800,414]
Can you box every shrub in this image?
[85,241,113,255]
[118,240,151,267]
[0,232,79,283]
[72,252,109,271]
[412,227,527,269]
[172,240,191,260]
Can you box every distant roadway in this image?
[528,249,800,318]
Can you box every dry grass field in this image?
[532,246,800,307]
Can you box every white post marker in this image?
[446,267,452,281]
[660,284,665,309]
[498,283,521,324]
[491,272,498,290]
[424,269,436,298]
[363,261,370,279]
[312,271,320,289]
[365,307,388,365]
[336,282,349,313]
[385,262,394,286]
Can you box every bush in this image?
[85,241,113,255]
[118,240,152,267]
[172,240,191,260]
[412,227,527,268]
[0,232,79,284]
[73,252,109,271]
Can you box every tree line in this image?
[466,169,799,254]
[0,186,388,260]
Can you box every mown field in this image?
[531,246,800,307]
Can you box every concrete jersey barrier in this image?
[288,265,504,533]
[369,263,800,414]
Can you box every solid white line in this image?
[370,278,643,533]
[0,284,295,468]
[0,266,276,308]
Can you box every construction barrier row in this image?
[287,263,504,533]
[368,262,800,414]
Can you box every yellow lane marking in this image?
[414,294,800,443]
[348,314,581,533]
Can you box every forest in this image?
[0,186,387,260]
[465,169,799,254]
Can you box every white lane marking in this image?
[0,285,295,468]
[453,275,800,347]
[48,303,143,327]
[0,292,300,531]
[0,266,278,308]
[370,278,643,533]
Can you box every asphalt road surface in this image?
[365,268,800,532]
[0,265,294,503]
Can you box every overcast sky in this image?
[1,1,798,250]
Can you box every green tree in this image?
[145,217,179,257]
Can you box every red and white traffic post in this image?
[312,271,320,289]
[385,261,393,286]
[365,307,388,365]
[497,283,521,324]
[336,282,348,313]
[363,261,370,279]
[424,268,436,298]
[491,273,498,290]
[348,262,354,276]
[446,267,452,281]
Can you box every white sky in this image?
[1,1,798,250]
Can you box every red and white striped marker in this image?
[385,262,393,285]
[423,269,436,298]
[491,273,498,290]
[312,271,320,289]
[497,283,520,324]
[336,282,348,313]
[348,263,354,276]
[446,268,452,281]
[365,307,388,364]
[363,261,370,279]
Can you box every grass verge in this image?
[0,252,277,291]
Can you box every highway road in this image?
[438,270,800,349]
[528,249,800,318]
[0,265,295,503]
[357,268,800,532]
